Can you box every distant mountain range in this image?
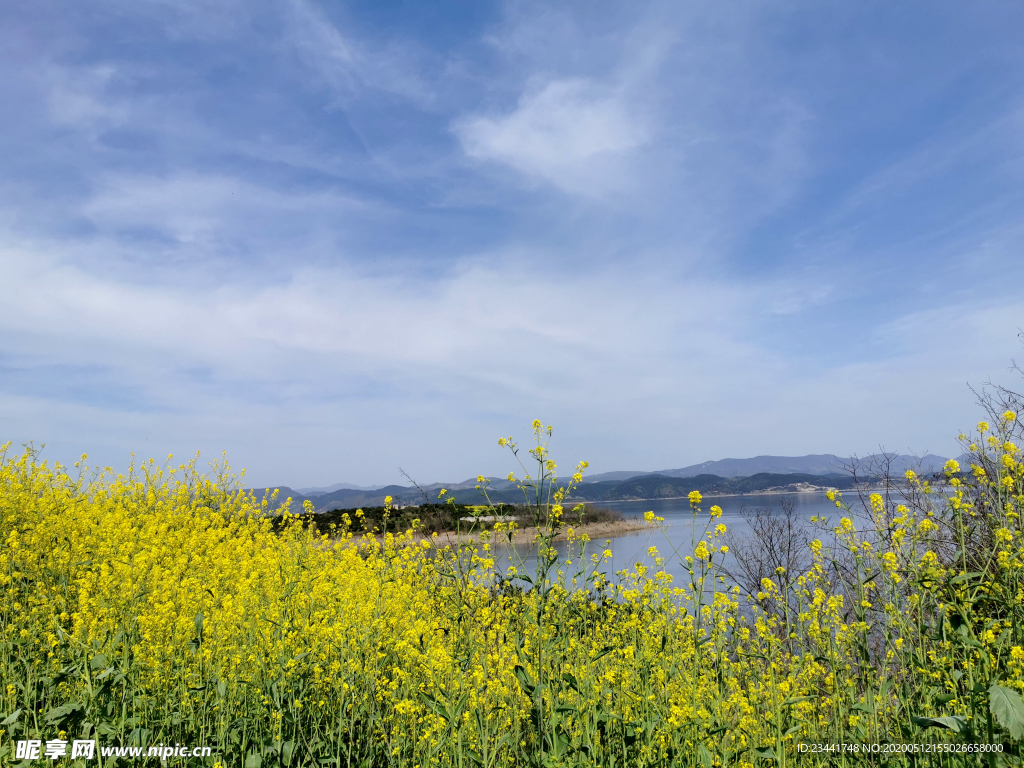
[296,482,383,495]
[248,452,949,512]
[648,453,950,478]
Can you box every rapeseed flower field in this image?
[3,415,1024,767]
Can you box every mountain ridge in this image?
[282,452,949,494]
[653,453,949,478]
[246,452,948,512]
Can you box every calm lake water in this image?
[494,492,849,587]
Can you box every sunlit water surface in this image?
[493,492,850,587]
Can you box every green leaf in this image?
[244,753,263,768]
[0,709,21,726]
[753,745,776,760]
[912,715,967,733]
[420,693,451,723]
[44,701,84,724]
[782,696,812,707]
[951,571,985,584]
[990,684,1024,739]
[513,665,535,696]
[552,730,567,755]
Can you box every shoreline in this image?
[381,517,654,548]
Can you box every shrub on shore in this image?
[274,499,624,538]
[283,502,469,536]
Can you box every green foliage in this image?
[990,685,1024,740]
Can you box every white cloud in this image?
[455,78,649,195]
[0,238,737,381]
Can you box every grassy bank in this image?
[3,411,1024,766]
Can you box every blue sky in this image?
[2,0,1023,487]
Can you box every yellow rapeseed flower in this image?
[694,541,710,561]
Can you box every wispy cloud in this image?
[44,64,128,131]
[80,173,373,249]
[282,0,436,107]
